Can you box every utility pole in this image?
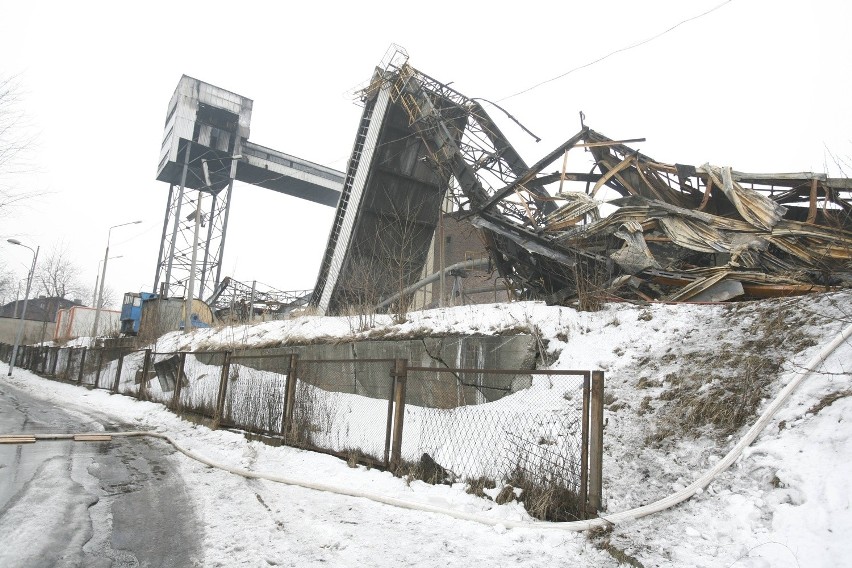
[6,239,39,377]
[92,222,141,337]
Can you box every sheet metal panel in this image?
[317,84,392,314]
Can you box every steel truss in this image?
[153,141,237,301]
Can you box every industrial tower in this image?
[154,76,345,303]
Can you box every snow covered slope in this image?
[4,291,850,567]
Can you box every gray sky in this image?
[1,0,850,307]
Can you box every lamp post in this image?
[91,221,141,337]
[6,239,39,377]
[91,255,123,307]
[185,154,241,334]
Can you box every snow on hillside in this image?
[5,290,851,567]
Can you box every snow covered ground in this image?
[2,291,850,567]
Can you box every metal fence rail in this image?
[1,343,604,520]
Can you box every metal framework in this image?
[343,50,852,306]
[206,276,312,321]
[154,141,238,301]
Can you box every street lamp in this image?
[92,255,123,307]
[185,154,241,334]
[6,238,39,377]
[91,221,142,337]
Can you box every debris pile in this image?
[523,129,852,303]
[375,57,851,305]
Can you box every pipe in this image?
[5,320,850,531]
[376,258,490,310]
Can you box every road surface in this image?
[0,381,203,567]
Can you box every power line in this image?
[498,0,734,102]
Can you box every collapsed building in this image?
[313,47,852,313]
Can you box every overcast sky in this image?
[1,0,849,307]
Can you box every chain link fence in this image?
[287,358,396,466]
[1,342,604,520]
[397,366,595,520]
[224,352,289,434]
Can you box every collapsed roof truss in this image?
[368,56,851,305]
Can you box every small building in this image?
[0,296,82,345]
[54,306,121,341]
[138,297,215,341]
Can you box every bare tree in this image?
[0,74,36,216]
[90,284,117,310]
[338,185,435,324]
[35,243,87,301]
[0,264,19,306]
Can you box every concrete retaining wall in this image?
[224,334,537,407]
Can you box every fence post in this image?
[579,372,591,519]
[77,347,87,385]
[23,346,31,370]
[384,362,397,467]
[588,370,605,514]
[50,347,59,377]
[213,351,232,427]
[64,348,74,380]
[390,358,408,471]
[281,354,299,439]
[171,351,186,411]
[112,351,125,393]
[138,349,152,400]
[94,349,104,388]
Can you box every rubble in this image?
[373,57,851,305]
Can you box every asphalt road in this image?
[0,381,203,567]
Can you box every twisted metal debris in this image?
[369,54,851,305]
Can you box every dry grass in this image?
[807,389,852,416]
[465,475,497,499]
[505,466,583,522]
[345,448,370,469]
[591,536,646,567]
[393,453,457,485]
[647,299,822,444]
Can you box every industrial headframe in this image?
[312,46,851,314]
[154,76,344,311]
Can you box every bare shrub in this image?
[223,366,286,434]
[285,380,336,449]
[573,257,608,312]
[465,475,496,499]
[505,466,583,522]
[502,430,585,521]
